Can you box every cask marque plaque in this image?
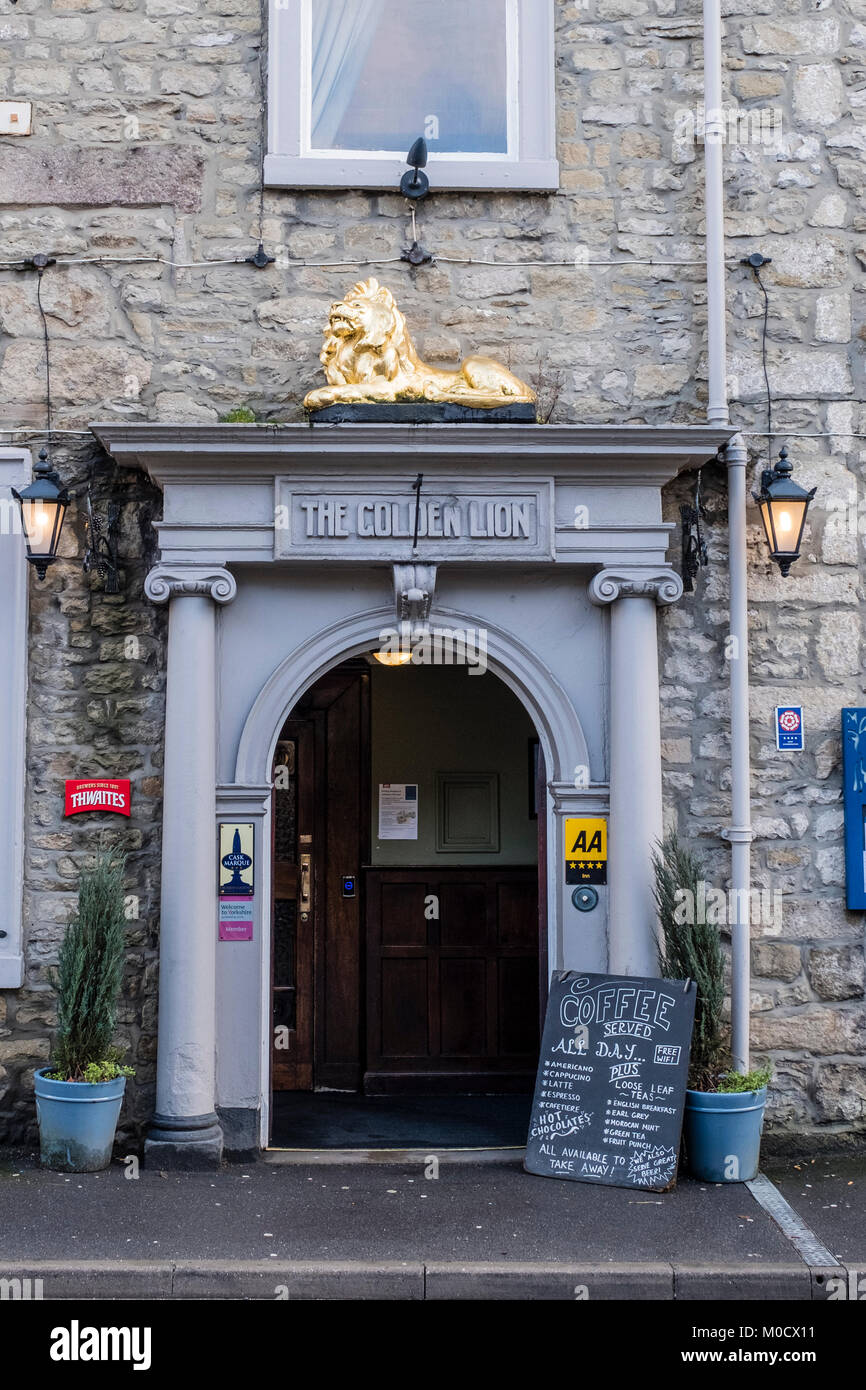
[525,970,696,1191]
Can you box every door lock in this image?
[299,852,312,921]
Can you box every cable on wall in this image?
[742,252,774,466]
[1,244,860,445]
[33,254,56,443]
[0,253,750,274]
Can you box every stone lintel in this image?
[0,145,204,214]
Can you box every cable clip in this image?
[401,202,433,266]
[245,243,275,270]
[401,241,433,267]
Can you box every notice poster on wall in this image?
[378,783,418,840]
[218,822,254,941]
[525,971,696,1191]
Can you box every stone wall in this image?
[0,443,164,1147]
[0,0,863,1149]
[661,459,866,1153]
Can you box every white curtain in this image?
[311,0,385,149]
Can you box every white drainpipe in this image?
[703,0,729,432]
[703,0,751,1071]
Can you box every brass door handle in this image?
[299,852,312,921]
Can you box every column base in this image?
[144,1112,224,1170]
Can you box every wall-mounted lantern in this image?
[12,255,122,590]
[752,445,816,577]
[11,446,69,580]
[11,449,122,590]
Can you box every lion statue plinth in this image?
[302,278,536,412]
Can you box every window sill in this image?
[264,154,560,194]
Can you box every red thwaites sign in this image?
[65,779,131,818]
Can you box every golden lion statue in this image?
[303,278,536,411]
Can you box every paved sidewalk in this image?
[0,1148,861,1299]
[763,1154,866,1268]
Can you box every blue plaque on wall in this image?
[841,709,866,910]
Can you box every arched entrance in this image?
[124,420,706,1167]
[234,607,591,1149]
[268,654,546,1146]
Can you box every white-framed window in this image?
[265,0,558,192]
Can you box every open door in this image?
[535,740,549,1029]
[269,659,544,1123]
[270,664,369,1104]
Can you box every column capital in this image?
[145,564,237,605]
[588,567,683,608]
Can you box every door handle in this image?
[299,852,312,921]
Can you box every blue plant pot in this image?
[683,1086,767,1183]
[34,1069,126,1173]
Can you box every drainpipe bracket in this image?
[721,825,755,844]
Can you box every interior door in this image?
[271,721,316,1089]
[364,867,539,1093]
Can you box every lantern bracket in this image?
[680,469,709,593]
[82,492,122,594]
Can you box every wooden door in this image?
[364,867,539,1093]
[535,743,549,1030]
[271,721,316,1089]
[270,665,369,1093]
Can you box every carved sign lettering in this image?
[274,478,553,562]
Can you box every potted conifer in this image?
[653,831,771,1183]
[34,848,134,1172]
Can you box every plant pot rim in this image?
[686,1084,768,1101]
[34,1067,127,1097]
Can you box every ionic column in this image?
[589,568,683,977]
[143,564,237,1169]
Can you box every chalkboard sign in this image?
[525,970,697,1191]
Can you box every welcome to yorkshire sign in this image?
[274,477,553,562]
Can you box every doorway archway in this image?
[234,606,590,1149]
[268,656,544,1146]
[235,604,590,789]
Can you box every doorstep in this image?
[264,1145,525,1165]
